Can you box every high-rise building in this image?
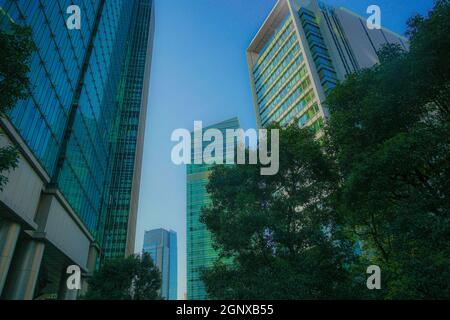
[143,228,177,300]
[0,0,154,299]
[247,0,408,129]
[186,117,240,300]
[101,0,155,262]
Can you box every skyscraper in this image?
[0,0,154,299]
[143,228,177,300]
[186,117,240,300]
[247,0,408,129]
[101,0,155,262]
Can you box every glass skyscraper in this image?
[101,0,155,262]
[0,0,154,299]
[247,0,409,130]
[143,229,178,300]
[186,117,240,300]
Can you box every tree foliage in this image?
[0,18,35,190]
[201,125,367,299]
[84,253,162,300]
[325,0,450,299]
[201,1,449,299]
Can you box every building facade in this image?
[0,0,154,299]
[247,0,409,129]
[101,0,155,262]
[186,117,240,300]
[143,229,177,300]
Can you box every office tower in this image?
[186,117,240,300]
[101,0,155,262]
[247,0,409,129]
[143,229,177,300]
[0,0,154,299]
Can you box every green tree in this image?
[324,0,450,299]
[0,15,35,190]
[84,253,162,300]
[201,125,365,299]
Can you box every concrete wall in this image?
[42,194,91,269]
[333,8,379,70]
[334,7,408,70]
[0,131,42,229]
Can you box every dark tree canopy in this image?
[84,253,162,300]
[201,125,367,299]
[325,0,450,299]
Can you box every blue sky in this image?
[135,0,434,299]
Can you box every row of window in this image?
[279,91,316,127]
[257,54,304,108]
[299,8,338,94]
[253,17,293,79]
[261,76,312,125]
[259,63,308,115]
[255,36,298,91]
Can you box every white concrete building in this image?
[247,0,409,129]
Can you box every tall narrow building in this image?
[101,0,155,262]
[247,0,408,129]
[186,117,240,300]
[143,229,178,300]
[0,0,154,299]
